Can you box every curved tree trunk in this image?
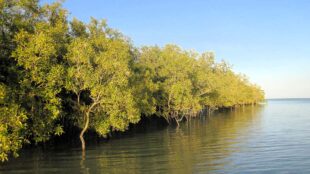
[175,117,180,127]
[79,102,97,151]
[80,111,90,151]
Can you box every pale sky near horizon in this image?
[43,0,310,99]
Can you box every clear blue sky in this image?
[43,0,310,99]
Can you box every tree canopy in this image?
[0,0,264,162]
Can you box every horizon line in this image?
[266,98,310,100]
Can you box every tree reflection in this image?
[84,106,264,173]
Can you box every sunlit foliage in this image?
[136,45,264,125]
[0,0,264,161]
[65,18,140,150]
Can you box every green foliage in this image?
[0,0,264,161]
[12,1,67,142]
[0,0,39,161]
[65,18,139,137]
[0,84,27,162]
[136,45,264,124]
[0,0,67,160]
[136,45,201,123]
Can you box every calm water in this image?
[1,99,310,173]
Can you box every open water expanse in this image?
[1,99,310,173]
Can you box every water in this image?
[1,99,310,173]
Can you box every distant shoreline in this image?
[266,98,310,100]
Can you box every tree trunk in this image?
[208,107,211,116]
[175,117,180,127]
[79,102,97,151]
[79,111,90,151]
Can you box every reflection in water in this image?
[1,106,263,174]
[79,107,262,173]
[2,101,310,173]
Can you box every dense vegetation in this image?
[0,0,264,161]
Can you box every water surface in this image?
[1,99,310,173]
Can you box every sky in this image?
[43,0,310,99]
